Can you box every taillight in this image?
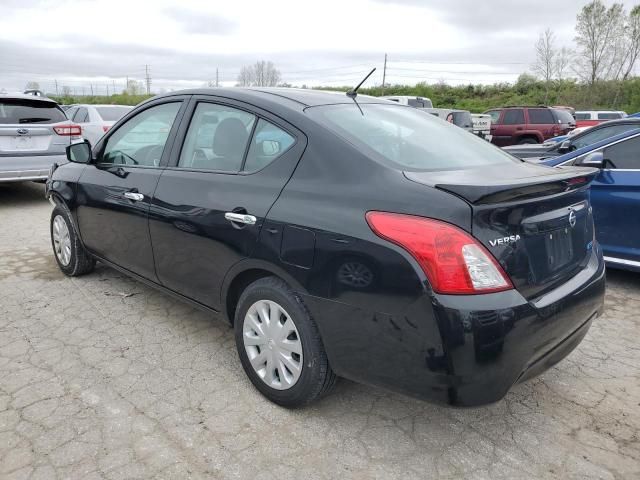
[366,212,513,295]
[102,125,111,133]
[54,125,81,136]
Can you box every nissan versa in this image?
[45,89,605,407]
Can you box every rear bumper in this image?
[303,245,605,406]
[0,154,66,182]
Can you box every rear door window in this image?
[528,108,554,124]
[0,99,66,124]
[95,107,132,122]
[575,112,591,120]
[502,109,525,125]
[178,102,256,172]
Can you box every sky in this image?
[1,0,638,95]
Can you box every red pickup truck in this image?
[484,106,575,146]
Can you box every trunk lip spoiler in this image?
[404,166,599,205]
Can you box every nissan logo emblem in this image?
[16,128,28,135]
[568,209,577,228]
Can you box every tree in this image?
[575,1,625,85]
[555,47,573,80]
[236,61,281,87]
[532,28,556,101]
[61,85,71,96]
[621,5,640,80]
[25,81,40,91]
[124,79,144,95]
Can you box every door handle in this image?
[225,212,256,225]
[123,192,144,201]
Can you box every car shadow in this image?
[0,182,47,209]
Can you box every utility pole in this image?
[54,79,58,96]
[216,68,219,87]
[144,65,152,95]
[126,76,129,94]
[90,84,93,96]
[112,79,116,95]
[382,53,387,95]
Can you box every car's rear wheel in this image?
[517,137,538,144]
[234,277,336,407]
[50,205,95,276]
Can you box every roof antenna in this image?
[347,68,376,98]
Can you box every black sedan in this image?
[46,88,605,407]
[503,117,640,161]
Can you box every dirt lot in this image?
[0,182,639,480]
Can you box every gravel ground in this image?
[0,182,639,480]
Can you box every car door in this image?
[590,134,640,264]
[75,98,187,280]
[149,97,306,309]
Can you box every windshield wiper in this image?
[19,118,50,124]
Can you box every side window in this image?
[572,125,638,150]
[528,108,554,124]
[603,136,640,169]
[486,110,502,124]
[598,112,622,120]
[244,119,295,172]
[178,103,256,172]
[65,107,77,121]
[101,102,180,167]
[502,109,525,125]
[73,107,89,123]
[575,112,591,120]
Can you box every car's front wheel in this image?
[234,277,336,407]
[50,205,95,276]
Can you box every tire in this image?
[234,277,337,407]
[517,137,538,145]
[50,205,95,276]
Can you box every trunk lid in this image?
[0,124,63,155]
[405,162,599,299]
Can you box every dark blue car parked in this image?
[540,128,640,271]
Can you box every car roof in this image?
[73,104,134,108]
[0,92,57,103]
[542,127,640,166]
[157,87,390,108]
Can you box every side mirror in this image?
[66,140,92,164]
[261,140,281,156]
[558,140,571,153]
[576,151,605,168]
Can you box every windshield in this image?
[0,99,66,124]
[307,104,519,171]
[96,106,132,122]
[554,109,575,124]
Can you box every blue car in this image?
[540,128,640,271]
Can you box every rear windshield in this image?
[95,106,132,122]
[451,111,472,127]
[306,104,519,171]
[0,99,66,124]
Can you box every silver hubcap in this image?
[242,300,303,390]
[52,215,71,266]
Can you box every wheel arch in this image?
[221,259,308,326]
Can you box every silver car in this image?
[0,92,80,182]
